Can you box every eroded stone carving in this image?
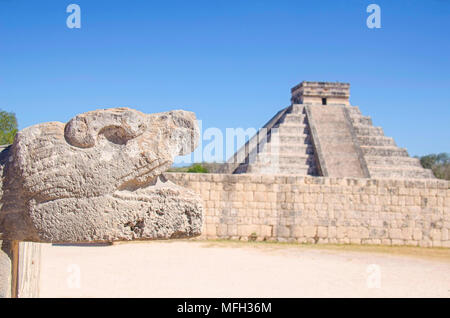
[0,108,203,243]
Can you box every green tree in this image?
[418,153,450,180]
[419,154,437,169]
[187,164,208,173]
[0,110,18,145]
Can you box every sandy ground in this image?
[39,240,450,298]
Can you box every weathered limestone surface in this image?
[165,173,450,248]
[0,107,203,243]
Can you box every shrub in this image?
[418,153,450,180]
[187,164,208,173]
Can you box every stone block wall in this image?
[164,173,450,247]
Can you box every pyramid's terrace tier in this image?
[346,105,436,179]
[291,81,350,105]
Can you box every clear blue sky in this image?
[0,0,449,161]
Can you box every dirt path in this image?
[39,240,450,298]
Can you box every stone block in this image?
[442,228,448,241]
[348,227,360,239]
[227,224,238,236]
[401,228,412,240]
[336,227,347,239]
[254,191,266,202]
[430,229,441,241]
[317,226,327,238]
[266,192,277,202]
[217,224,228,236]
[391,239,404,246]
[260,225,273,237]
[277,226,291,238]
[350,238,361,245]
[291,226,303,238]
[389,228,402,239]
[381,239,391,245]
[256,183,267,192]
[303,226,317,238]
[328,226,337,238]
[206,224,217,237]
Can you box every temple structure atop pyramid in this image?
[225,81,435,179]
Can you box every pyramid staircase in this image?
[233,104,319,175]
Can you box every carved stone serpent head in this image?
[0,108,203,243]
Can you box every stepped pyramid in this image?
[227,81,435,179]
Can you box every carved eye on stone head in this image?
[99,126,137,145]
[64,108,148,148]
